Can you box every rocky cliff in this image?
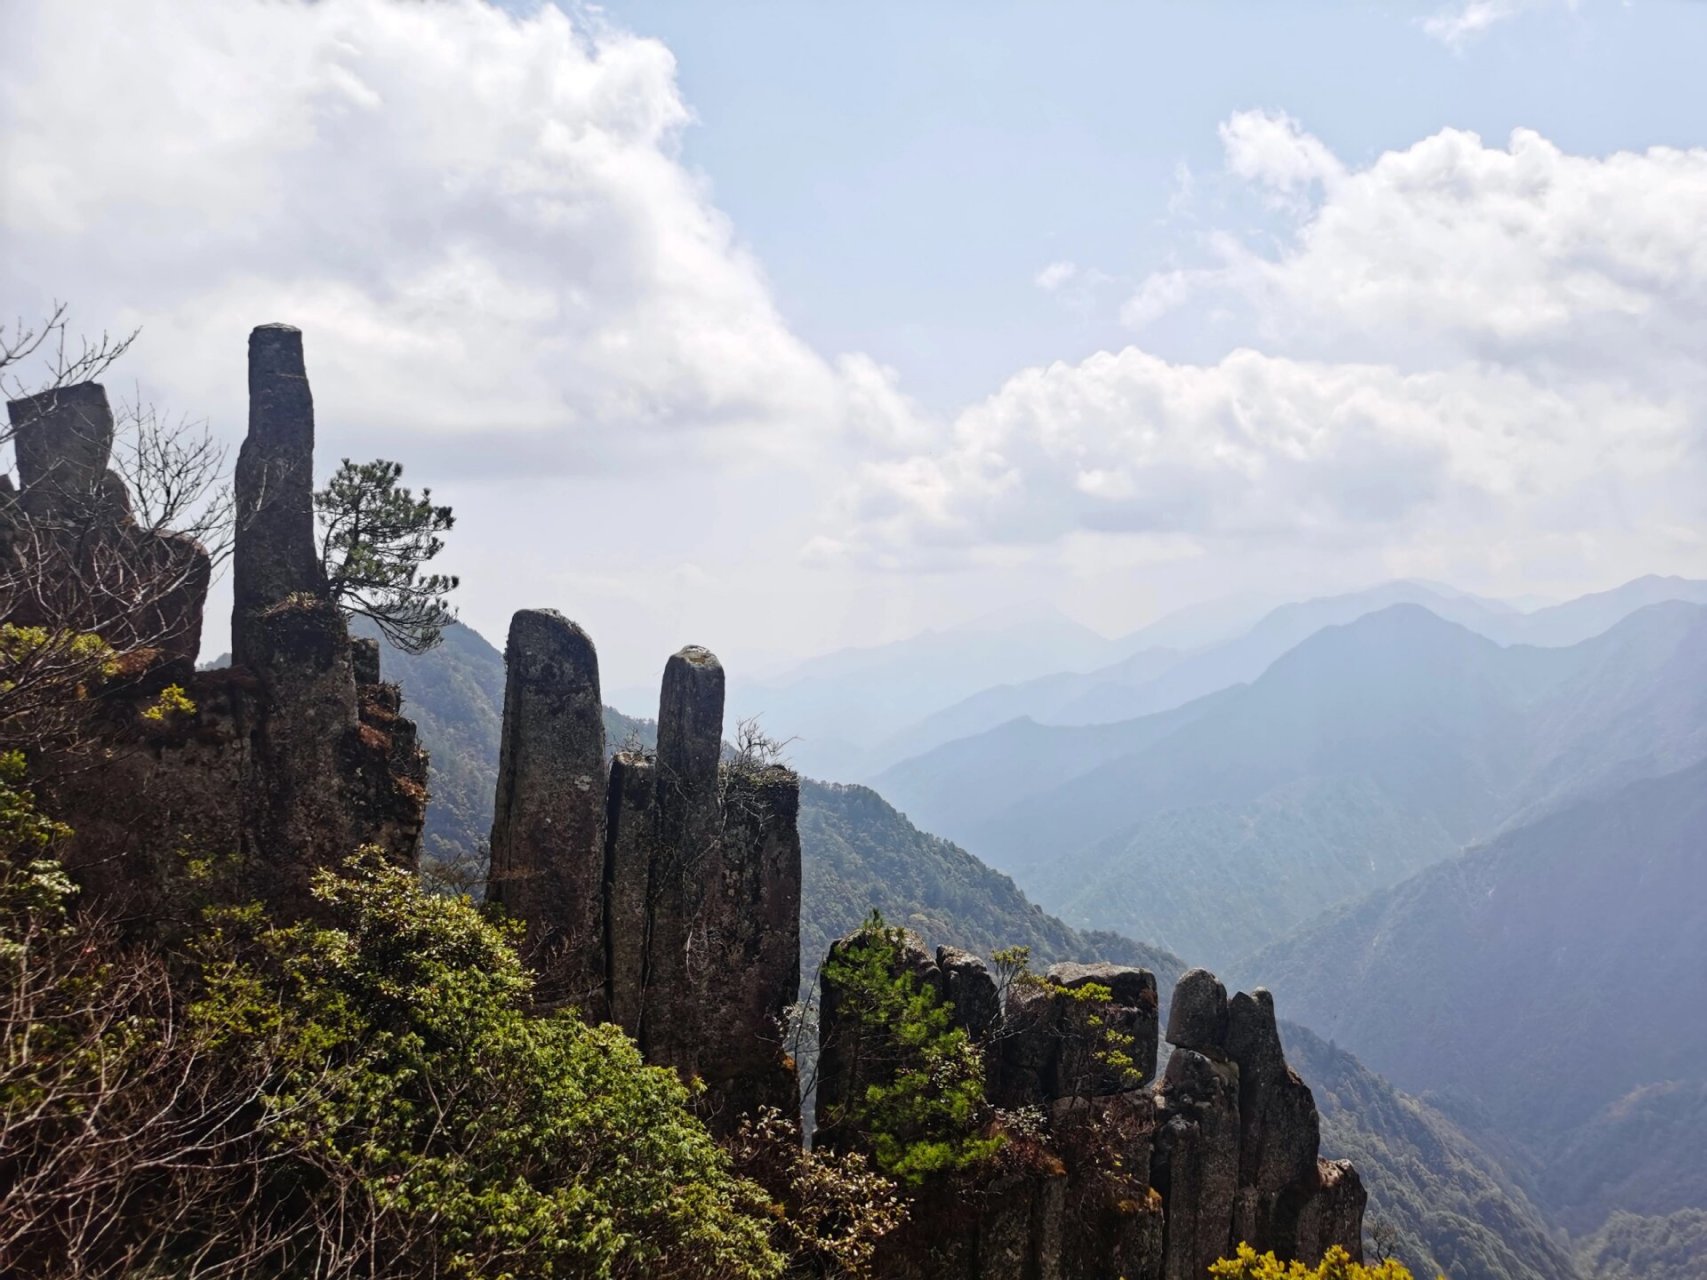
[3,325,426,922]
[812,935,1364,1279]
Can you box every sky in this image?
[3,0,1705,693]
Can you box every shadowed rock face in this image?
[1227,988,1322,1253]
[487,609,608,1012]
[994,961,1160,1107]
[228,324,424,895]
[604,751,657,1036]
[817,939,1363,1279]
[1166,967,1230,1053]
[233,323,323,667]
[3,381,210,663]
[486,636,801,1136]
[1155,1046,1242,1280]
[9,382,118,509]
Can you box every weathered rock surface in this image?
[824,941,1349,1279]
[604,750,657,1037]
[1154,1046,1242,1280]
[233,324,323,664]
[1227,988,1322,1254]
[1166,966,1229,1053]
[3,380,210,663]
[938,946,1000,1041]
[481,637,801,1134]
[486,609,607,1011]
[1283,1158,1367,1264]
[993,962,1158,1107]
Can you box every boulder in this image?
[1166,967,1229,1053]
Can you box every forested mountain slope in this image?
[1280,1021,1582,1280]
[1245,759,1707,1142]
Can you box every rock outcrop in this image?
[9,326,426,920]
[485,629,802,1136]
[3,380,210,663]
[815,935,1364,1279]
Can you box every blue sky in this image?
[3,0,1705,689]
[600,0,1707,405]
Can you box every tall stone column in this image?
[1227,988,1322,1254]
[487,609,609,1013]
[233,323,324,667]
[639,646,726,1069]
[618,645,802,1135]
[229,325,363,896]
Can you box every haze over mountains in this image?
[732,575,1707,780]
[874,585,1707,969]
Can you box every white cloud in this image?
[1421,1,1557,50]
[1217,110,1343,202]
[823,117,1707,584]
[0,0,858,475]
[1034,261,1079,291]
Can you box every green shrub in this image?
[819,911,1001,1186]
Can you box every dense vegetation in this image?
[1211,1244,1421,1279]
[1576,1209,1707,1280]
[1,808,789,1275]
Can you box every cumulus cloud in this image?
[1218,110,1343,202]
[823,116,1707,582]
[0,0,852,474]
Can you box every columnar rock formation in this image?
[227,324,424,897]
[487,609,608,1009]
[487,630,802,1135]
[816,940,1365,1279]
[6,326,426,918]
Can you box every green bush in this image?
[2,826,786,1279]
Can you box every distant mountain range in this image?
[876,595,1707,970]
[728,575,1707,779]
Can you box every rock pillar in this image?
[638,647,727,1077]
[1153,968,1241,1280]
[604,750,658,1036]
[228,324,420,895]
[1227,988,1322,1255]
[487,609,608,1012]
[702,758,801,1125]
[233,323,324,667]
